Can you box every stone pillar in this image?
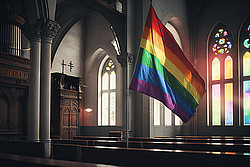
[117,53,133,140]
[25,21,42,142]
[0,13,24,56]
[127,0,135,137]
[40,18,60,158]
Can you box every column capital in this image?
[41,18,60,40]
[23,20,43,42]
[116,53,134,67]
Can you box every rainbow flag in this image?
[129,5,206,123]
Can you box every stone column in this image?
[25,21,42,142]
[127,0,135,137]
[40,18,60,158]
[117,53,133,140]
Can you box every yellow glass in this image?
[225,56,233,79]
[243,51,250,76]
[212,57,220,80]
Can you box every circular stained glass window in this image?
[212,28,232,55]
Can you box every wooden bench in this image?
[109,131,123,138]
[52,143,82,161]
[0,152,117,167]
[142,141,250,153]
[53,137,250,153]
[52,139,89,146]
[73,136,121,141]
[129,137,250,144]
[0,139,45,157]
[81,145,250,166]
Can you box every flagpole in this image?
[126,59,129,148]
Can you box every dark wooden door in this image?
[61,99,78,139]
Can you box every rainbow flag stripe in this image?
[129,5,206,123]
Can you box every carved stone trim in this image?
[116,53,134,67]
[41,18,61,40]
[23,19,43,42]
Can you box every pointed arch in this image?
[52,0,126,62]
[207,22,234,126]
[239,14,250,125]
[98,56,117,126]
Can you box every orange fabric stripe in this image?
[141,27,205,97]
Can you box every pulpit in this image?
[51,73,82,139]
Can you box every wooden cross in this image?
[68,61,74,72]
[61,60,66,74]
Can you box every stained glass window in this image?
[241,21,250,126]
[212,28,232,55]
[209,25,234,126]
[99,58,116,126]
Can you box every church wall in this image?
[52,18,85,77]
[82,11,123,136]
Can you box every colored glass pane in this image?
[243,81,250,125]
[243,51,250,76]
[212,57,220,80]
[212,84,221,125]
[244,39,250,48]
[219,38,225,44]
[225,56,233,79]
[225,83,233,125]
[212,28,232,55]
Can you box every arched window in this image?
[208,25,234,126]
[152,23,183,126]
[98,57,116,126]
[240,17,250,126]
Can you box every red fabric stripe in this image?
[144,5,205,91]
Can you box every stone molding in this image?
[41,18,61,40]
[116,53,134,67]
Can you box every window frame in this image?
[239,16,250,126]
[98,56,117,126]
[207,24,235,126]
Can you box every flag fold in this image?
[129,5,206,123]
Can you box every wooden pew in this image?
[73,136,121,141]
[142,141,250,153]
[0,152,118,167]
[81,145,250,166]
[175,135,250,139]
[129,136,250,144]
[52,139,90,146]
[53,138,250,154]
[0,139,45,157]
[52,143,82,161]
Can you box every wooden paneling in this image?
[0,52,29,139]
[51,73,82,139]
